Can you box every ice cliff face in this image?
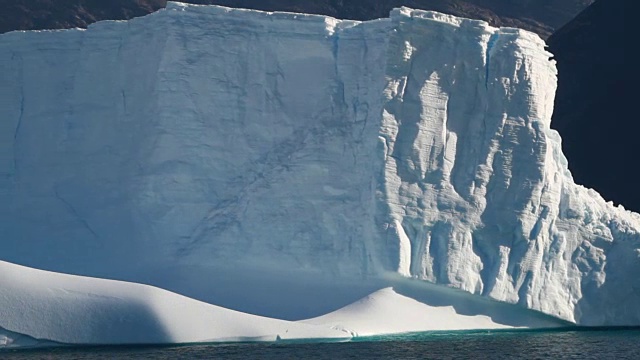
[1,3,638,326]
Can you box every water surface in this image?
[2,328,639,359]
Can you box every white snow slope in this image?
[0,260,350,346]
[0,260,565,348]
[1,2,639,328]
[303,285,565,337]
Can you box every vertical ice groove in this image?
[331,23,347,118]
[485,31,499,89]
[12,55,24,174]
[13,83,23,141]
[121,90,127,113]
[13,95,23,174]
[395,220,412,277]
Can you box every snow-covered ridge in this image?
[1,2,638,328]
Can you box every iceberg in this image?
[0,2,639,344]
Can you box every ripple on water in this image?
[1,328,639,360]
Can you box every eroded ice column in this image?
[378,8,556,305]
[377,8,640,325]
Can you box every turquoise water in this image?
[2,328,639,359]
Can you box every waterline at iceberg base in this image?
[1,2,639,346]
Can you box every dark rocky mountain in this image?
[0,0,592,38]
[548,0,635,211]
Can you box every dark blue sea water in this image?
[2,329,639,359]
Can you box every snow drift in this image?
[0,260,565,348]
[0,260,349,346]
[1,2,639,329]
